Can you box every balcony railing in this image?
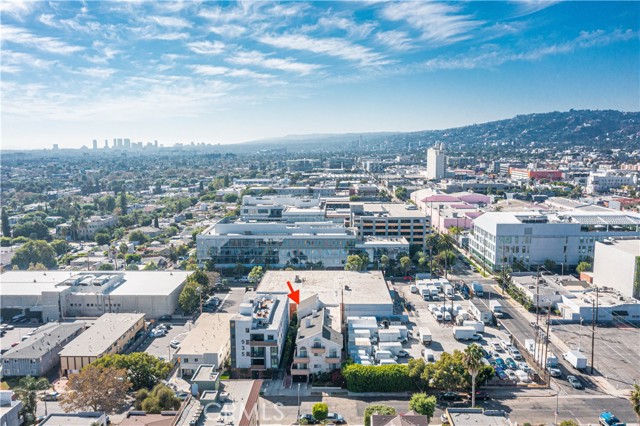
[310,345,325,354]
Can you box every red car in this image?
[11,342,19,347]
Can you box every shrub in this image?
[364,404,396,426]
[342,364,415,393]
[312,403,328,421]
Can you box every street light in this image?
[578,317,583,351]
[297,382,301,421]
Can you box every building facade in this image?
[291,308,342,381]
[196,219,356,269]
[593,239,640,300]
[426,143,446,180]
[230,294,289,378]
[59,313,145,376]
[469,211,640,272]
[586,170,638,194]
[349,203,429,247]
[1,322,84,377]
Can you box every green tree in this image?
[14,376,50,424]
[153,216,159,228]
[576,261,592,274]
[187,269,210,288]
[399,256,412,275]
[312,402,329,421]
[407,358,428,391]
[463,343,485,407]
[2,208,11,237]
[179,281,200,314]
[345,254,364,271]
[143,261,158,271]
[94,232,111,246]
[380,255,390,274]
[126,253,142,264]
[223,193,238,203]
[248,265,265,283]
[60,365,130,413]
[364,404,396,426]
[92,353,172,391]
[119,190,128,215]
[126,264,139,270]
[50,239,70,256]
[409,393,437,422]
[98,263,115,271]
[136,384,180,413]
[12,240,57,270]
[394,186,408,200]
[559,420,579,426]
[129,230,147,244]
[631,384,640,419]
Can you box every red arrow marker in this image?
[287,281,300,304]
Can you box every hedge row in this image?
[342,364,416,393]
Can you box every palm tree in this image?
[631,384,640,419]
[14,376,50,424]
[463,344,484,407]
[380,255,390,276]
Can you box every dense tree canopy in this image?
[12,240,57,270]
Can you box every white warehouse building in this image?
[0,271,191,321]
[469,211,640,272]
[592,239,640,300]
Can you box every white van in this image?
[410,284,418,294]
[422,348,436,363]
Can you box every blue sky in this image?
[1,1,639,150]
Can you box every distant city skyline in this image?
[1,0,639,150]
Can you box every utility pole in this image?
[591,286,598,375]
[543,303,552,383]
[535,266,542,374]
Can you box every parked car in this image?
[397,349,410,358]
[170,340,180,349]
[505,357,517,370]
[151,329,166,338]
[548,367,562,378]
[299,414,319,424]
[471,391,491,401]
[567,375,583,390]
[41,392,59,401]
[158,315,172,321]
[438,392,463,402]
[505,370,518,381]
[160,323,172,330]
[4,324,14,330]
[325,413,346,424]
[440,414,450,424]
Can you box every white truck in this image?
[428,285,440,301]
[379,328,401,343]
[462,320,485,333]
[375,350,398,362]
[418,327,432,346]
[490,300,504,318]
[419,286,430,301]
[453,326,480,341]
[563,350,588,369]
[378,341,403,356]
[442,283,454,298]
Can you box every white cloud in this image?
[227,50,323,75]
[189,64,272,79]
[75,67,117,79]
[145,15,191,29]
[382,2,482,45]
[144,32,190,41]
[0,0,36,20]
[2,50,56,70]
[189,65,229,76]
[313,15,376,39]
[210,24,246,38]
[2,25,84,54]
[188,40,226,55]
[375,30,413,51]
[258,33,390,67]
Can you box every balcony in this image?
[310,345,325,355]
[250,339,278,347]
[325,355,340,363]
[291,367,310,375]
[294,355,310,363]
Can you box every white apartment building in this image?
[592,239,640,300]
[196,219,356,269]
[240,195,324,222]
[56,215,117,240]
[174,313,234,376]
[586,170,638,194]
[291,308,342,381]
[426,143,446,180]
[469,211,640,272]
[230,293,289,378]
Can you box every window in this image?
[183,358,188,363]
[245,328,250,333]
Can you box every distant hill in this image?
[235,109,640,152]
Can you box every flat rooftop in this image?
[596,239,640,256]
[192,364,219,383]
[0,271,72,296]
[358,202,426,218]
[108,271,190,296]
[175,313,233,356]
[58,313,144,357]
[3,322,84,359]
[448,409,511,426]
[40,413,106,426]
[257,270,392,307]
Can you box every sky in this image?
[1,1,639,150]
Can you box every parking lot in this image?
[393,281,539,386]
[1,325,40,353]
[552,322,640,391]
